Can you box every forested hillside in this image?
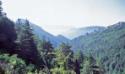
[71,22,125,74]
[62,26,105,39]
[0,1,102,74]
[16,19,69,47]
[0,0,125,74]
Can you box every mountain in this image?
[70,22,125,74]
[62,26,106,39]
[56,35,70,43]
[16,19,69,47]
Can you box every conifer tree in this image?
[0,0,3,16]
[51,49,76,74]
[38,39,54,69]
[16,19,44,68]
[59,43,74,70]
[0,1,6,17]
[0,0,16,50]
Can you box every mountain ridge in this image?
[62,26,106,39]
[16,18,70,47]
[70,21,125,74]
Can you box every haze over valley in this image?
[0,0,125,74]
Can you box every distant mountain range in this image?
[15,19,108,47]
[15,18,125,73]
[16,19,70,47]
[70,22,125,51]
[62,26,106,39]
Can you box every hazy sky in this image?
[2,0,125,35]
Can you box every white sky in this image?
[2,0,125,36]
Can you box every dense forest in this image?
[0,1,125,74]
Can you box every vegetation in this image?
[0,0,124,74]
[71,22,125,74]
[0,3,99,73]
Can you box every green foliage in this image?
[81,59,90,74]
[71,23,125,74]
[16,19,45,68]
[0,53,26,74]
[51,49,76,74]
[0,53,49,74]
[74,50,84,63]
[1,1,122,73]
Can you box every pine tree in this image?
[59,43,74,70]
[20,20,36,51]
[16,19,44,68]
[0,0,3,16]
[74,50,84,74]
[0,1,6,17]
[51,49,76,74]
[0,0,16,51]
[60,43,73,57]
[38,39,54,69]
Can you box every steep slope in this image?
[56,35,70,43]
[62,26,105,39]
[71,22,125,51]
[71,22,125,74]
[16,19,69,47]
